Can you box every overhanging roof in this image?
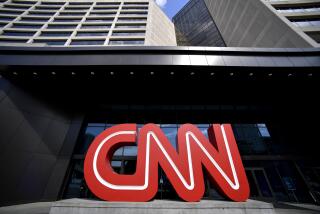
[0,46,319,67]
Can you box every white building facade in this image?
[0,0,177,46]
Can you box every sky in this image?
[155,0,189,20]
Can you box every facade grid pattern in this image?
[265,0,320,43]
[0,0,153,46]
[173,0,226,47]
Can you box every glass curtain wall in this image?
[63,122,319,203]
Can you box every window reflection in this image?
[161,124,178,150]
[173,0,226,47]
[75,125,105,154]
[123,146,137,156]
[64,160,96,199]
[232,124,269,155]
[75,123,273,156]
[257,124,271,137]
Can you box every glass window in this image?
[12,0,35,5]
[89,12,117,16]
[20,17,50,22]
[246,170,259,197]
[76,32,108,37]
[120,12,148,15]
[306,31,320,43]
[75,126,105,154]
[257,124,271,137]
[3,4,31,9]
[0,39,27,43]
[47,24,77,29]
[297,21,312,27]
[255,170,273,197]
[69,2,92,6]
[2,31,35,36]
[96,2,120,6]
[87,123,105,127]
[111,161,122,173]
[172,0,226,47]
[306,7,320,12]
[122,7,148,10]
[113,147,124,156]
[123,2,149,6]
[123,146,138,156]
[81,24,111,29]
[117,18,147,22]
[63,160,96,199]
[276,161,313,203]
[265,166,289,201]
[34,6,59,11]
[0,10,24,15]
[12,24,43,29]
[41,2,64,6]
[64,7,89,11]
[123,160,137,175]
[290,19,320,28]
[161,125,178,150]
[92,7,118,10]
[59,12,86,16]
[28,11,55,16]
[115,24,146,29]
[70,40,105,45]
[40,31,72,37]
[108,39,144,45]
[85,18,114,22]
[54,18,81,22]
[310,20,320,27]
[197,125,210,138]
[298,162,320,193]
[232,124,269,155]
[33,40,66,46]
[0,16,15,21]
[112,31,145,36]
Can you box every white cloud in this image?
[156,0,167,8]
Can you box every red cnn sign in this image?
[84,124,250,202]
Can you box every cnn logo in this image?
[84,124,250,202]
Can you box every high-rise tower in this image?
[0,0,176,46]
[174,0,320,47]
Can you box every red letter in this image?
[84,124,250,202]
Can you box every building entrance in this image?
[61,114,319,205]
[246,168,275,201]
